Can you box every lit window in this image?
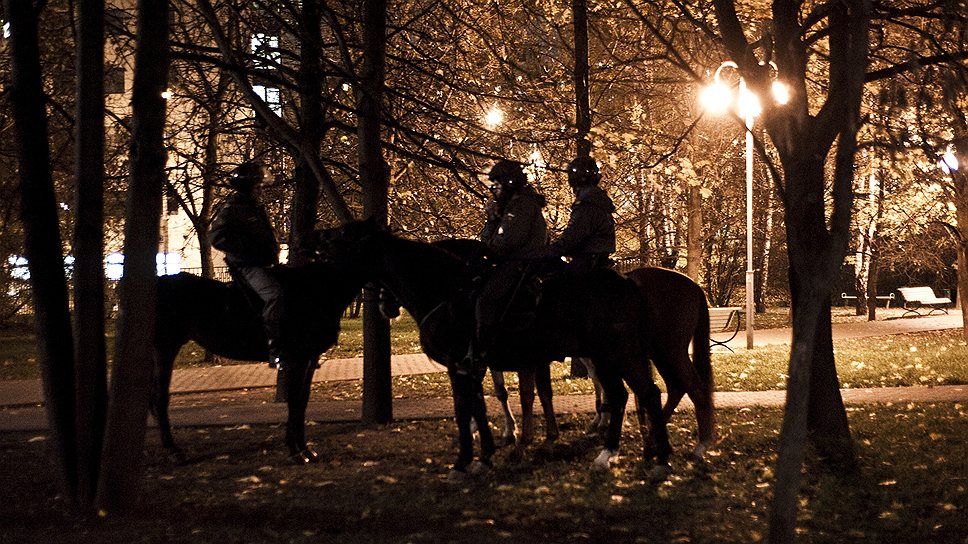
[157,253,181,276]
[8,256,28,280]
[104,252,182,279]
[251,33,280,70]
[253,85,282,115]
[105,253,124,280]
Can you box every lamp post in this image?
[701,61,788,350]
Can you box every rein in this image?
[418,300,448,330]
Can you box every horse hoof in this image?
[690,443,711,462]
[445,468,470,483]
[650,464,672,482]
[302,448,320,463]
[290,450,316,465]
[591,449,618,471]
[170,451,188,465]
[468,460,492,478]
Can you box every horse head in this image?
[316,217,388,274]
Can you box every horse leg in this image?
[591,370,628,472]
[579,357,609,436]
[491,370,517,447]
[622,364,672,480]
[534,363,559,443]
[658,349,717,460]
[151,346,185,463]
[469,375,496,476]
[285,358,318,464]
[448,371,478,478]
[517,368,537,448]
[674,352,716,460]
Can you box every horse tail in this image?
[694,298,714,403]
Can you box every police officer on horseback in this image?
[549,156,616,271]
[210,161,288,370]
[461,159,548,375]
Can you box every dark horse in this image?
[152,260,364,463]
[576,268,715,459]
[320,219,672,479]
[431,242,713,459]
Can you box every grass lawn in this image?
[1,403,965,542]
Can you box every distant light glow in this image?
[941,151,959,173]
[700,82,732,115]
[484,104,504,129]
[737,88,762,119]
[771,80,790,105]
[161,90,172,100]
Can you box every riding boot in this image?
[456,323,490,378]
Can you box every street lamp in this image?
[701,61,788,349]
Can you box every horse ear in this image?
[363,215,389,233]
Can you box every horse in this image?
[574,268,715,459]
[319,218,672,479]
[430,242,713,460]
[151,260,365,464]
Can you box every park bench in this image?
[840,292,895,308]
[709,306,742,352]
[897,286,952,317]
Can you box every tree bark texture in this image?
[572,0,591,158]
[711,0,870,540]
[5,0,79,499]
[73,0,108,508]
[96,0,169,515]
[686,183,702,281]
[290,0,324,266]
[359,0,392,425]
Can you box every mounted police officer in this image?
[549,155,615,271]
[461,159,548,375]
[210,162,288,370]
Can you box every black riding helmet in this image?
[230,162,264,193]
[487,159,528,194]
[567,156,601,188]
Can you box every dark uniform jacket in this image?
[210,193,280,268]
[480,185,548,259]
[550,185,616,259]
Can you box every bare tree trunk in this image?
[755,179,775,313]
[291,0,323,265]
[569,0,592,378]
[949,136,968,339]
[5,0,79,500]
[73,0,108,509]
[96,0,169,514]
[866,173,886,321]
[359,0,392,424]
[572,0,591,158]
[686,183,702,280]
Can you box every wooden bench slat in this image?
[897,286,951,317]
[709,306,741,351]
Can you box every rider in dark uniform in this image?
[210,162,287,369]
[549,156,616,271]
[461,159,548,375]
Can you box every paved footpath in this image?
[0,312,964,432]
